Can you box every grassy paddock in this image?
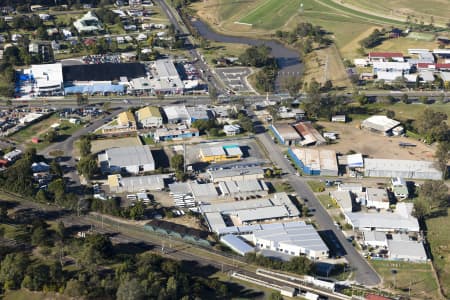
[426,208,450,298]
[370,260,440,299]
[239,0,302,29]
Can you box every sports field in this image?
[239,0,302,29]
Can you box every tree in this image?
[386,110,395,119]
[64,279,85,298]
[419,180,449,209]
[401,93,410,104]
[322,80,333,92]
[282,76,302,97]
[435,142,450,179]
[116,278,145,300]
[415,108,448,143]
[0,253,30,290]
[45,130,58,143]
[129,201,145,220]
[208,84,218,103]
[78,136,92,157]
[77,155,98,180]
[50,160,63,177]
[171,154,184,172]
[48,178,66,202]
[35,189,49,203]
[413,198,430,219]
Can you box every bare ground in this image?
[317,121,436,161]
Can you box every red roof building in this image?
[368,52,404,62]
[366,294,392,300]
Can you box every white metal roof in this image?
[361,115,400,132]
[388,240,427,260]
[30,63,63,88]
[105,145,154,168]
[220,234,254,255]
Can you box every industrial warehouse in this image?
[16,59,200,98]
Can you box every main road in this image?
[256,131,381,286]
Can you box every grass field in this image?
[407,32,436,41]
[239,0,302,29]
[370,260,441,299]
[426,208,450,298]
[4,290,71,300]
[344,0,450,26]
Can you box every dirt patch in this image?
[317,121,435,161]
[163,215,205,231]
[339,26,378,58]
[303,44,351,88]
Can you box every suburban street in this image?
[256,131,381,286]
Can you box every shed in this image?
[220,234,254,256]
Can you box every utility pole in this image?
[183,143,186,173]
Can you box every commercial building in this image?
[19,63,64,96]
[372,62,411,74]
[364,158,442,180]
[220,234,254,256]
[162,105,190,124]
[361,115,403,136]
[344,203,419,232]
[270,123,301,146]
[98,145,155,174]
[218,179,269,199]
[293,122,326,146]
[362,231,388,248]
[387,240,427,262]
[149,59,184,94]
[201,193,300,233]
[207,166,264,183]
[253,222,329,260]
[288,148,338,176]
[365,188,390,209]
[169,181,219,205]
[186,106,213,126]
[368,52,404,62]
[73,11,103,33]
[330,191,354,213]
[107,174,167,193]
[153,127,199,142]
[200,145,243,163]
[135,106,163,128]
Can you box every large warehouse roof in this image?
[364,158,442,180]
[30,63,63,88]
[271,123,301,140]
[62,63,146,81]
[106,145,154,167]
[361,115,400,133]
[253,223,329,253]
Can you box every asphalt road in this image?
[256,131,381,286]
[39,108,125,190]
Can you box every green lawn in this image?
[240,0,303,29]
[427,208,450,298]
[370,260,440,299]
[317,194,338,209]
[307,180,326,192]
[272,181,295,193]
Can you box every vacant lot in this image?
[427,208,450,298]
[91,136,143,154]
[10,115,82,150]
[370,260,440,299]
[317,121,435,161]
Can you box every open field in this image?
[317,121,436,161]
[369,260,440,299]
[239,0,302,29]
[9,115,83,150]
[426,208,450,298]
[344,0,450,26]
[199,41,249,65]
[366,102,450,120]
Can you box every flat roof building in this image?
[99,146,155,174]
[270,124,302,146]
[149,59,184,95]
[365,188,390,209]
[253,222,329,260]
[288,148,338,176]
[23,63,64,96]
[220,234,254,256]
[218,179,269,199]
[107,174,167,192]
[387,240,427,262]
[364,158,442,180]
[200,145,243,163]
[163,105,190,124]
[207,166,264,183]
